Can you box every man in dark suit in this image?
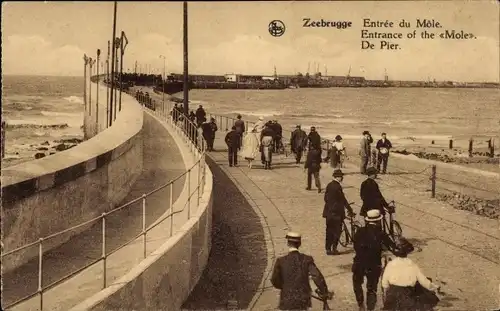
[359,167,393,217]
[307,126,321,150]
[234,114,245,145]
[304,146,322,193]
[271,232,332,310]
[352,209,397,311]
[323,169,355,255]
[290,124,308,164]
[376,132,392,174]
[225,125,241,167]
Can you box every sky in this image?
[1,1,499,82]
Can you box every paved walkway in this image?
[200,133,499,311]
[4,111,191,311]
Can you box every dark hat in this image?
[310,126,316,131]
[362,130,370,135]
[393,237,415,257]
[332,169,344,177]
[366,167,378,176]
[231,125,236,130]
[381,132,387,136]
[237,114,242,119]
[285,232,301,243]
[335,135,342,141]
[296,124,301,128]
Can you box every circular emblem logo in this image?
[268,20,285,37]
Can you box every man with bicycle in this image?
[352,209,397,311]
[271,232,333,310]
[360,167,394,221]
[323,169,355,255]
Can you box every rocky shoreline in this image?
[393,149,499,166]
[436,192,499,220]
[33,138,83,159]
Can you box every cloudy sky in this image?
[2,1,498,82]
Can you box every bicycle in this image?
[311,288,334,310]
[382,200,403,243]
[339,203,362,247]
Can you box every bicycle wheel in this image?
[339,222,349,247]
[391,220,403,238]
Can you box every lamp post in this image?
[109,1,118,127]
[89,58,96,117]
[119,31,128,112]
[159,55,166,104]
[83,54,89,114]
[96,49,101,131]
[114,37,120,120]
[106,40,110,128]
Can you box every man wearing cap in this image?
[307,126,322,150]
[290,125,308,164]
[376,133,392,174]
[271,232,331,310]
[359,130,373,174]
[225,125,241,167]
[234,114,246,146]
[323,169,355,255]
[360,167,392,218]
[352,209,397,311]
[304,145,323,193]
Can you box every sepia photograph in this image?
[1,1,499,311]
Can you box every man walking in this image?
[234,114,246,146]
[271,232,332,310]
[290,124,307,164]
[323,169,355,255]
[352,209,396,311]
[308,126,321,150]
[360,167,392,218]
[195,104,206,127]
[225,125,241,167]
[376,132,392,174]
[359,131,372,174]
[207,117,218,151]
[304,146,322,192]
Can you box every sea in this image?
[2,75,84,164]
[189,87,500,146]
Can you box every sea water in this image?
[2,75,84,162]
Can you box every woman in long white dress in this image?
[239,129,260,168]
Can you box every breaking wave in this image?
[5,120,69,130]
[63,96,84,104]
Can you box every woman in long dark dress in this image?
[381,238,440,311]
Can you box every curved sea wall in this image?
[1,84,144,273]
[69,107,214,311]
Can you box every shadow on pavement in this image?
[182,156,267,310]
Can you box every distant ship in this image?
[153,77,190,95]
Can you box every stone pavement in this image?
[5,110,199,311]
[206,133,499,311]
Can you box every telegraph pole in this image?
[183,1,189,115]
[159,55,166,104]
[109,1,118,127]
[106,40,110,128]
[83,54,88,114]
[119,31,128,112]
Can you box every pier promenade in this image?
[138,87,499,310]
[185,125,499,310]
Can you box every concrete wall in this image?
[1,90,144,274]
[68,109,214,311]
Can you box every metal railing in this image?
[1,92,208,311]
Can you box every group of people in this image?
[272,167,440,311]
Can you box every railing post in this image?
[468,138,473,157]
[101,213,107,289]
[142,194,147,258]
[225,117,228,131]
[187,169,191,219]
[197,160,201,207]
[38,238,44,311]
[449,139,453,149]
[431,165,436,198]
[169,182,174,237]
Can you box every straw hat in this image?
[365,209,383,222]
[285,232,301,243]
